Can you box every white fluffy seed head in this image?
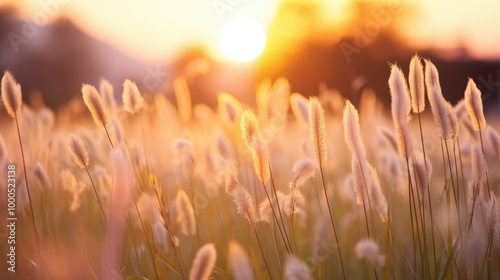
[425,60,454,140]
[228,241,254,280]
[68,134,89,168]
[389,64,411,123]
[99,78,116,111]
[290,93,309,126]
[137,193,161,222]
[122,79,144,114]
[34,162,52,189]
[175,190,197,236]
[470,144,487,184]
[291,158,316,187]
[82,84,109,127]
[464,78,486,131]
[251,141,270,184]
[189,243,217,280]
[409,54,425,113]
[355,239,386,268]
[1,71,22,118]
[233,185,258,227]
[240,110,260,150]
[343,100,367,163]
[369,165,388,222]
[284,256,312,280]
[308,97,327,168]
[218,92,243,123]
[283,187,305,217]
[258,191,284,223]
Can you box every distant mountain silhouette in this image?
[0,7,167,109]
[0,5,498,114]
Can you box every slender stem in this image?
[269,164,293,252]
[253,226,272,280]
[189,168,201,247]
[319,167,346,280]
[103,126,115,150]
[85,166,108,227]
[15,115,45,278]
[133,196,160,279]
[416,111,437,267]
[262,181,291,254]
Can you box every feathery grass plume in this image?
[258,191,285,223]
[283,187,305,217]
[68,134,89,168]
[354,239,385,268]
[216,130,233,159]
[82,84,109,127]
[228,241,255,280]
[33,162,52,189]
[218,92,243,123]
[464,78,486,131]
[410,153,433,195]
[189,243,217,280]
[284,255,312,280]
[61,170,86,212]
[308,97,327,167]
[378,127,399,153]
[409,54,425,113]
[389,64,411,124]
[175,190,197,236]
[290,93,309,126]
[251,140,270,184]
[122,79,144,114]
[240,110,260,150]
[484,193,499,238]
[425,60,455,140]
[173,77,192,123]
[388,64,414,157]
[136,193,161,222]
[486,126,500,160]
[110,116,124,144]
[291,158,316,187]
[343,100,367,162]
[454,99,467,119]
[446,101,459,138]
[470,144,487,184]
[368,165,388,222]
[99,78,116,111]
[1,70,22,118]
[223,161,239,195]
[233,184,259,227]
[351,156,372,205]
[173,138,194,166]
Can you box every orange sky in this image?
[2,0,500,62]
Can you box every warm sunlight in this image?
[218,18,266,62]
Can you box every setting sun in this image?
[218,18,266,62]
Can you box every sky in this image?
[1,0,500,62]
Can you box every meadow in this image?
[0,55,499,279]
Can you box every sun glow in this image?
[218,18,266,62]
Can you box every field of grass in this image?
[0,55,499,279]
